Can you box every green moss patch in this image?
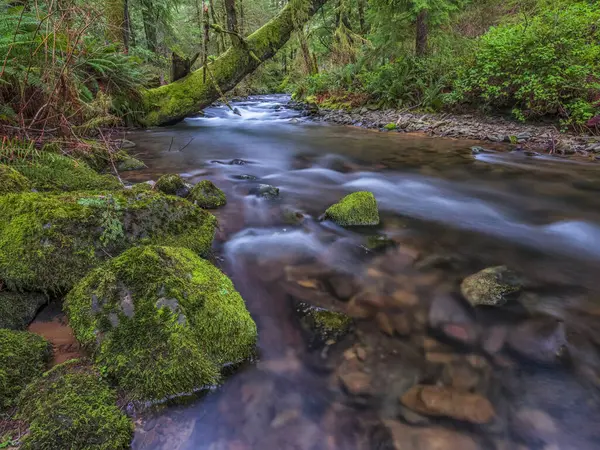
[9,153,122,192]
[0,190,217,292]
[295,302,352,348]
[0,291,47,330]
[18,359,132,449]
[323,191,380,226]
[116,153,146,172]
[65,246,257,402]
[0,165,31,194]
[460,266,522,307]
[189,180,227,209]
[0,329,50,410]
[155,174,190,197]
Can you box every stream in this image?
[123,95,600,450]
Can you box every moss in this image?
[155,174,190,197]
[324,191,380,226]
[9,153,122,192]
[116,152,146,172]
[383,122,397,131]
[0,291,47,330]
[129,182,153,194]
[65,246,257,402]
[18,359,132,449]
[189,180,227,209]
[0,190,216,292]
[296,302,352,348]
[0,165,31,194]
[460,266,522,307]
[0,329,51,410]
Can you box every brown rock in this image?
[401,385,495,424]
[384,420,479,450]
[482,325,508,355]
[441,323,478,345]
[391,289,418,307]
[376,312,395,336]
[355,346,367,361]
[339,371,373,396]
[425,352,459,364]
[443,362,480,392]
[390,313,411,336]
[327,274,359,301]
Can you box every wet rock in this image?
[442,362,481,392]
[213,158,251,165]
[189,180,227,209]
[460,266,521,307]
[384,420,480,450]
[155,173,191,198]
[326,273,359,301]
[322,191,380,227]
[471,146,485,155]
[429,295,474,328]
[339,371,373,396]
[0,291,47,330]
[249,184,280,199]
[117,139,136,149]
[512,408,558,445]
[295,301,353,348]
[233,174,258,181]
[401,385,495,424]
[364,235,396,252]
[482,325,508,355]
[117,155,146,172]
[506,318,568,365]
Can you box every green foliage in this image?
[18,359,133,450]
[0,190,217,292]
[189,180,227,209]
[65,246,257,402]
[324,191,380,226]
[450,2,600,125]
[0,329,50,410]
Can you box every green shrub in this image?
[450,2,600,125]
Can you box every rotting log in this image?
[142,0,327,126]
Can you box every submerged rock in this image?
[0,291,47,330]
[507,317,568,365]
[65,246,257,402]
[155,173,191,197]
[0,190,216,292]
[233,174,258,181]
[322,191,380,226]
[0,164,31,194]
[0,329,50,409]
[460,266,521,306]
[295,301,352,348]
[249,184,280,199]
[189,180,227,209]
[17,359,132,449]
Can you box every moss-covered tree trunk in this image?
[142,0,328,126]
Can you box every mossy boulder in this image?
[9,153,122,192]
[155,173,190,197]
[189,180,227,209]
[0,329,51,410]
[0,291,47,330]
[116,152,146,172]
[18,359,132,449]
[323,191,380,226]
[0,164,31,194]
[249,184,280,199]
[0,190,217,292]
[460,266,522,307]
[295,302,353,348]
[65,246,257,402]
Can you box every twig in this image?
[179,137,195,152]
[168,136,174,152]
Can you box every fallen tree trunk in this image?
[142,0,327,126]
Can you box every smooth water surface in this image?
[125,95,600,450]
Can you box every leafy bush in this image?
[449,2,600,126]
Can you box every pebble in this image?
[338,371,373,396]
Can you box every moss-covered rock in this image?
[18,359,132,449]
[460,266,522,307]
[383,122,397,131]
[0,291,47,330]
[249,184,280,199]
[116,153,146,172]
[189,180,227,209]
[295,302,352,348]
[323,191,380,226]
[0,164,31,194]
[0,329,50,410]
[129,182,154,194]
[155,173,190,197]
[9,153,122,192]
[65,246,257,402]
[0,190,217,292]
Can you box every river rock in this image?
[116,155,146,171]
[154,173,191,197]
[233,174,258,181]
[512,408,558,445]
[249,184,280,199]
[506,318,568,365]
[65,246,257,402]
[0,291,47,330]
[339,371,373,396]
[295,301,352,347]
[401,385,495,424]
[384,420,480,450]
[189,180,227,209]
[322,191,379,227]
[117,139,137,149]
[460,266,521,306]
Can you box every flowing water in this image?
[124,95,600,450]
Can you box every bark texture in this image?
[416,9,428,56]
[142,0,327,126]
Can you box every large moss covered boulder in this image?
[460,266,521,307]
[323,191,380,226]
[0,329,50,410]
[0,291,47,330]
[18,359,132,449]
[189,180,227,209]
[0,190,217,292]
[155,173,190,197]
[65,246,257,402]
[0,164,31,194]
[9,153,122,192]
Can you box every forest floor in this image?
[308,105,600,158]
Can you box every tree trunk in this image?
[143,4,157,53]
[171,52,200,82]
[415,9,428,57]
[208,0,225,54]
[298,27,316,75]
[224,0,240,46]
[142,0,328,126]
[123,0,130,51]
[105,0,126,48]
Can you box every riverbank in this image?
[304,104,600,157]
